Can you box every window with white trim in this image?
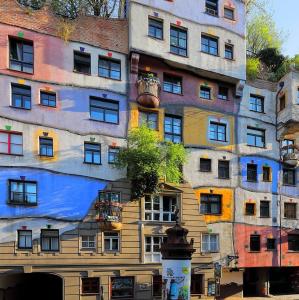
[144,236,166,263]
[202,233,219,252]
[81,235,96,249]
[18,230,32,249]
[41,229,59,251]
[104,232,120,252]
[144,195,177,222]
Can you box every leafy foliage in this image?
[258,48,285,73]
[114,126,187,199]
[51,0,84,19]
[246,57,260,80]
[17,0,46,9]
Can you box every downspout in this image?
[275,81,285,268]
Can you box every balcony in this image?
[95,191,123,230]
[281,145,299,167]
[137,75,160,108]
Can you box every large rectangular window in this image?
[152,275,162,297]
[84,142,101,164]
[250,235,260,252]
[209,122,227,142]
[18,230,32,249]
[200,158,211,172]
[144,195,177,222]
[41,229,59,251]
[164,115,182,143]
[98,57,121,80]
[148,18,163,39]
[247,163,257,182]
[0,131,23,155]
[245,203,255,216]
[284,203,297,219]
[267,238,276,251]
[163,74,182,94]
[260,201,270,218]
[73,51,91,74]
[249,94,264,113]
[200,86,211,99]
[288,234,299,251]
[170,26,187,57]
[90,97,119,124]
[218,160,229,179]
[205,0,218,16]
[202,233,219,252]
[104,232,120,252]
[218,86,229,100]
[247,127,265,147]
[139,111,158,130]
[111,277,134,299]
[9,180,37,205]
[9,37,33,73]
[201,34,218,56]
[39,137,53,157]
[145,236,166,263]
[81,235,96,249]
[81,278,100,294]
[191,274,204,295]
[200,194,221,215]
[11,84,31,109]
[283,168,296,186]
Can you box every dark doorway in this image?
[243,268,260,297]
[0,273,63,300]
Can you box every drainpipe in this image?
[275,81,284,269]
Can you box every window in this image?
[170,26,187,57]
[191,274,204,295]
[40,91,56,107]
[9,180,37,205]
[200,86,211,99]
[247,127,265,147]
[283,168,296,186]
[225,44,233,60]
[245,203,255,216]
[18,230,32,249]
[111,277,134,299]
[249,95,264,113]
[284,203,297,219]
[209,122,227,142]
[218,160,229,179]
[262,166,271,182]
[41,229,59,251]
[81,278,100,294]
[73,51,91,74]
[200,194,221,215]
[148,18,163,39]
[108,146,120,164]
[84,142,101,164]
[139,111,158,130]
[260,201,270,218]
[279,94,286,111]
[200,158,212,172]
[202,233,219,252]
[11,84,31,109]
[218,86,228,100]
[9,37,33,73]
[163,74,182,94]
[144,195,177,222]
[98,57,121,80]
[145,236,166,263]
[201,34,218,55]
[267,238,276,251]
[224,7,234,20]
[152,275,162,297]
[282,139,295,155]
[250,235,260,251]
[0,131,23,155]
[90,97,119,124]
[39,137,53,157]
[247,163,257,182]
[164,115,182,143]
[288,234,299,251]
[81,235,96,249]
[205,0,218,16]
[104,232,119,252]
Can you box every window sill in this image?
[247,145,266,149]
[200,97,212,101]
[282,184,296,187]
[218,177,230,180]
[248,251,261,253]
[7,202,37,207]
[98,75,121,82]
[83,162,102,166]
[204,11,219,18]
[249,110,265,114]
[201,51,219,57]
[39,155,54,158]
[169,51,188,58]
[0,152,24,156]
[163,90,183,96]
[81,293,100,296]
[8,67,34,75]
[259,216,270,219]
[17,248,33,251]
[199,170,212,173]
[283,217,297,220]
[287,251,299,253]
[224,57,235,61]
[142,221,176,225]
[89,118,119,125]
[209,139,228,143]
[73,70,91,76]
[148,35,164,41]
[10,106,31,110]
[262,180,272,183]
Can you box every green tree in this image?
[17,0,46,9]
[114,126,187,199]
[51,0,84,19]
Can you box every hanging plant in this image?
[114,125,187,200]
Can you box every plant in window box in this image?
[137,73,161,108]
[114,125,187,200]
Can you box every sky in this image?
[272,0,299,57]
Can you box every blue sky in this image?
[272,0,299,57]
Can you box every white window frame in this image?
[103,232,120,252]
[144,194,177,222]
[18,230,32,249]
[81,235,96,249]
[201,233,219,253]
[144,236,166,263]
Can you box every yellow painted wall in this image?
[195,188,234,223]
[184,107,235,151]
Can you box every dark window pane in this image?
[170,26,187,56]
[11,84,31,109]
[90,97,119,124]
[99,57,121,80]
[250,235,260,251]
[148,18,163,39]
[74,51,91,74]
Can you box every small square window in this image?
[288,234,299,251]
[245,203,255,216]
[104,232,120,252]
[200,86,211,99]
[9,179,37,205]
[99,57,121,80]
[283,168,296,186]
[39,137,53,157]
[139,111,158,130]
[41,229,59,252]
[90,97,119,124]
[18,230,32,249]
[148,17,163,39]
[81,277,100,294]
[74,51,91,74]
[11,83,31,110]
[81,235,96,249]
[201,34,218,56]
[249,94,264,113]
[247,127,265,148]
[84,142,101,164]
[284,203,297,219]
[40,91,56,107]
[247,163,257,182]
[225,44,233,60]
[200,194,222,215]
[200,158,211,172]
[209,122,227,142]
[111,277,134,299]
[108,146,120,164]
[250,235,260,251]
[163,74,182,94]
[224,7,234,20]
[267,238,276,251]
[218,86,229,100]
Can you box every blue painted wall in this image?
[0,167,106,220]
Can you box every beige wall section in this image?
[129,3,246,81]
[0,180,214,299]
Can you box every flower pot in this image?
[137,78,160,108]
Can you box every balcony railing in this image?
[137,76,161,108]
[281,145,299,167]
